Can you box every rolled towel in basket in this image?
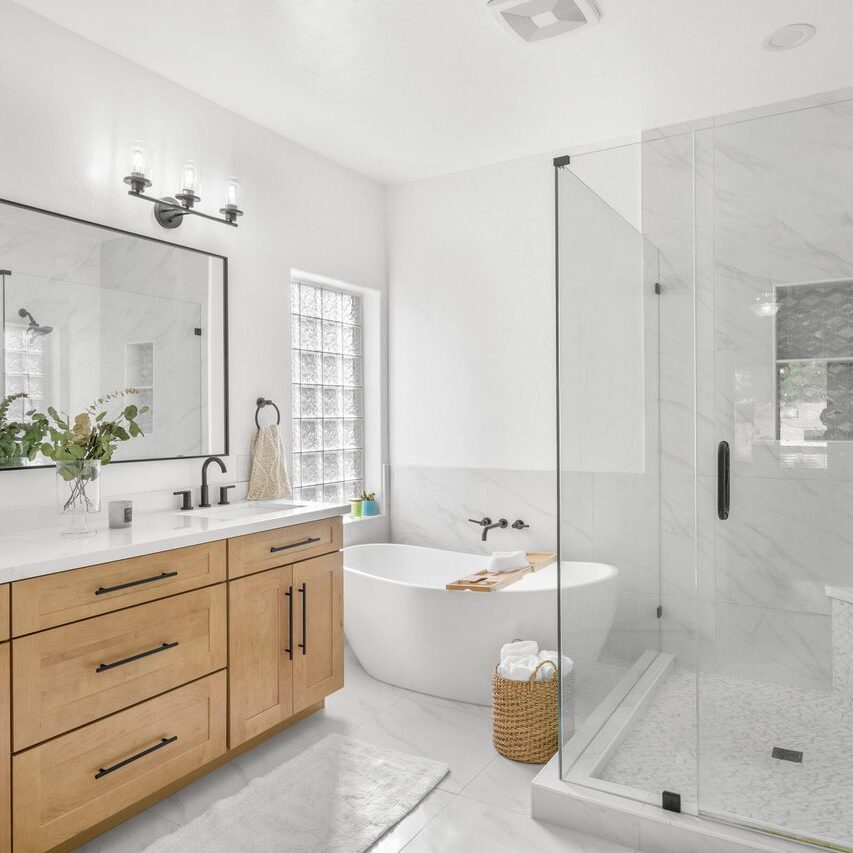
[500,640,539,662]
[538,650,574,678]
[488,551,529,573]
[497,654,541,681]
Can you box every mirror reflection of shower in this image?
[0,268,51,428]
[17,308,53,337]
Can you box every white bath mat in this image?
[143,733,448,852]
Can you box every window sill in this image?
[343,512,385,525]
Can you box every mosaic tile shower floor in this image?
[598,668,853,848]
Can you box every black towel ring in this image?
[255,397,281,429]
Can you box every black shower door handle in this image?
[717,440,730,520]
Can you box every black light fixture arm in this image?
[128,190,239,228]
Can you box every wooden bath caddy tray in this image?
[446,552,557,592]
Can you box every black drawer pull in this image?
[284,585,294,660]
[298,582,307,655]
[95,571,178,595]
[270,537,320,554]
[96,641,180,673]
[95,736,178,779]
[717,440,730,520]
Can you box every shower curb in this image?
[532,756,832,853]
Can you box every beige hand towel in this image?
[247,424,292,501]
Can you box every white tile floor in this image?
[79,647,635,853]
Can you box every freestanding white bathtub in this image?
[343,544,618,706]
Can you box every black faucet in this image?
[199,456,227,508]
[481,518,508,541]
[468,516,508,542]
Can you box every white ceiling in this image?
[13,0,853,183]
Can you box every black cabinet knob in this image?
[218,484,236,506]
[173,490,193,511]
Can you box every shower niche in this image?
[0,199,228,466]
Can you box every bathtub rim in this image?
[342,542,618,593]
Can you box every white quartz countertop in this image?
[0,500,350,584]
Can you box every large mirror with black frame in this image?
[0,199,228,468]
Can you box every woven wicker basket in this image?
[492,659,558,764]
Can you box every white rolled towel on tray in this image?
[488,551,529,573]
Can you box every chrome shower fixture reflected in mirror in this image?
[17,307,53,337]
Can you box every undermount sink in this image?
[181,502,305,521]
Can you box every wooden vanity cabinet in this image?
[293,552,344,713]
[229,550,344,745]
[5,517,344,852]
[228,565,294,747]
[0,642,10,853]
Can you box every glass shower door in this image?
[696,101,853,851]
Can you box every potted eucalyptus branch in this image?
[36,389,149,536]
[0,392,46,468]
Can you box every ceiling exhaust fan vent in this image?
[487,0,600,42]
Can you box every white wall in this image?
[388,156,555,473]
[0,0,388,543]
[387,146,661,670]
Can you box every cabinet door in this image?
[228,566,294,747]
[0,644,8,853]
[293,552,344,713]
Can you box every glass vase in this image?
[56,459,101,536]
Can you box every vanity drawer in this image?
[13,585,226,751]
[228,517,342,579]
[13,671,226,853]
[12,540,226,636]
[0,584,8,642]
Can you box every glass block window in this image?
[291,280,363,503]
[776,280,853,442]
[3,323,45,422]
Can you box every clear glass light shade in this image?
[223,177,242,211]
[179,161,200,195]
[751,290,780,317]
[127,141,151,180]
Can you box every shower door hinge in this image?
[656,605,663,618]
[662,791,681,813]
[194,327,202,336]
[553,155,571,168]
[654,282,661,295]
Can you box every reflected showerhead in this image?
[17,308,53,337]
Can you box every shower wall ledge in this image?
[532,758,826,853]
[826,586,853,605]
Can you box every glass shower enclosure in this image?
[556,92,853,852]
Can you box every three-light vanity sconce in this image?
[122,141,244,229]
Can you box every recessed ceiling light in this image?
[761,23,815,52]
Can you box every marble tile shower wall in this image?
[650,98,853,691]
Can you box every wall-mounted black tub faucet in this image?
[199,456,227,508]
[481,518,508,542]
